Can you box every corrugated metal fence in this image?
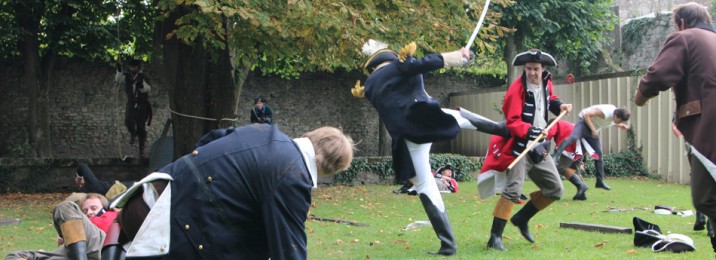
[449,74,691,184]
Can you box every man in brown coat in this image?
[634,2,716,253]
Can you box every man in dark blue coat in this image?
[110,124,354,259]
[355,39,506,256]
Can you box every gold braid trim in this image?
[363,49,399,72]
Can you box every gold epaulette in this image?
[351,80,365,98]
[398,42,416,62]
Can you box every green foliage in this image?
[155,0,515,78]
[0,0,153,63]
[581,128,650,178]
[334,153,481,185]
[495,0,618,75]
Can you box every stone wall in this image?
[0,59,503,159]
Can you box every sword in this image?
[465,0,492,49]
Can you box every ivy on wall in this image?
[622,12,672,56]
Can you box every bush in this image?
[334,153,482,185]
[581,128,650,178]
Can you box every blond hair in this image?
[82,193,109,209]
[302,127,354,175]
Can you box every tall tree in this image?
[2,0,127,157]
[153,0,514,157]
[495,0,618,82]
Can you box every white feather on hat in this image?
[361,39,389,56]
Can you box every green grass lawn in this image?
[1,178,711,259]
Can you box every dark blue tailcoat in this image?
[157,124,312,259]
[364,54,459,181]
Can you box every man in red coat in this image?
[634,2,716,252]
[547,119,589,200]
[485,49,572,251]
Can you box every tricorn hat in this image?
[128,59,141,66]
[512,49,556,66]
[437,164,454,174]
[361,39,398,74]
[254,96,267,104]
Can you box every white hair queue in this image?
[361,39,389,56]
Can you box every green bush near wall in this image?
[334,153,483,185]
[581,128,651,178]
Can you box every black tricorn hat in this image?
[254,96,267,104]
[128,59,141,66]
[512,49,556,66]
[437,164,454,174]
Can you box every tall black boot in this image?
[594,159,611,190]
[595,176,611,190]
[67,241,89,260]
[695,212,707,231]
[711,235,716,253]
[458,108,511,137]
[418,194,456,256]
[487,217,508,251]
[510,202,539,243]
[568,174,588,201]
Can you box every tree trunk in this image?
[378,119,391,156]
[14,3,51,158]
[155,7,238,159]
[504,32,526,84]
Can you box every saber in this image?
[507,110,567,170]
[465,0,492,49]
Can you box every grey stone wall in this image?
[1,59,502,159]
[0,59,171,159]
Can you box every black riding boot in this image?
[568,174,588,201]
[487,217,507,251]
[418,194,456,256]
[695,211,707,231]
[67,241,88,260]
[458,108,510,137]
[510,202,538,243]
[711,235,716,253]
[595,173,611,190]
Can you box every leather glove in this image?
[527,126,544,141]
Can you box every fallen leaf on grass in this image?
[594,240,609,248]
[530,245,541,249]
[336,239,343,244]
[626,249,637,254]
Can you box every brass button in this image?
[686,110,690,115]
[160,246,165,253]
[198,244,203,251]
[184,224,190,230]
[207,176,213,182]
[192,150,199,156]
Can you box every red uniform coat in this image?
[480,73,563,173]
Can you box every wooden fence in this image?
[449,73,691,184]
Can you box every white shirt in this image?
[579,104,616,129]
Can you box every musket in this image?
[506,110,567,170]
